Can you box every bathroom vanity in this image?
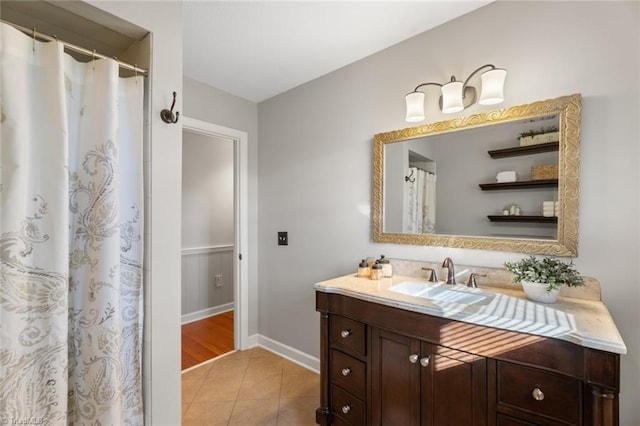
[315,273,625,426]
[320,92,624,425]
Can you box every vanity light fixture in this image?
[405,64,507,122]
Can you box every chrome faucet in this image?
[442,257,456,284]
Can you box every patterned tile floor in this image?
[182,347,320,425]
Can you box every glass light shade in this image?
[441,81,464,113]
[405,91,426,122]
[479,68,507,105]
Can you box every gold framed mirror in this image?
[373,94,581,256]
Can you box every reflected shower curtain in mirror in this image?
[1,24,144,424]
[404,168,436,234]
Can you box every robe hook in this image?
[160,91,180,124]
[405,169,416,183]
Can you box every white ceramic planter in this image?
[521,281,559,303]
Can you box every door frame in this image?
[181,116,249,350]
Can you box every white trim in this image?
[180,333,318,374]
[256,335,320,374]
[246,333,260,349]
[181,244,234,256]
[180,349,238,374]
[182,117,249,351]
[181,303,234,325]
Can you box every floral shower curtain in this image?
[0,23,144,425]
[405,167,437,234]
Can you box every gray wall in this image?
[181,132,235,317]
[257,2,639,423]
[182,132,234,247]
[383,141,407,232]
[182,77,259,336]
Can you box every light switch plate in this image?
[278,231,288,246]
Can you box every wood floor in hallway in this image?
[182,311,234,370]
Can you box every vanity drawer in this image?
[497,413,544,426]
[331,385,365,426]
[330,315,366,357]
[330,349,366,398]
[498,362,581,424]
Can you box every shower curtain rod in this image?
[1,19,148,76]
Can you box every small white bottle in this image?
[370,261,384,280]
[357,259,370,278]
[377,255,393,278]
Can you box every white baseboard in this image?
[181,303,234,325]
[246,333,259,348]
[248,334,320,374]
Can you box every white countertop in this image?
[315,273,627,355]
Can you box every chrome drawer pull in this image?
[409,353,419,364]
[341,367,351,376]
[532,387,545,401]
[342,405,351,414]
[420,356,430,367]
[340,329,351,338]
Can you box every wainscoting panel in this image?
[181,245,234,317]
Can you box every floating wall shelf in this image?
[488,141,559,159]
[479,179,558,190]
[487,215,558,223]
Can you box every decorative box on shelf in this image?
[519,131,559,147]
[531,164,558,180]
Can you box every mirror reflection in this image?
[384,114,559,239]
[373,94,581,256]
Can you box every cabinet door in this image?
[422,343,487,426]
[371,328,421,426]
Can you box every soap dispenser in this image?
[357,259,370,277]
[377,255,393,278]
[370,261,384,280]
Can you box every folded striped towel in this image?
[496,171,517,182]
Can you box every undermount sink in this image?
[389,281,492,306]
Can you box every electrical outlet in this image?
[215,274,223,287]
[278,231,288,246]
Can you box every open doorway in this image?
[181,117,249,370]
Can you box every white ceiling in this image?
[183,1,492,103]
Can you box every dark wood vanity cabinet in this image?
[371,329,486,426]
[316,291,620,426]
[326,314,367,425]
[494,361,582,425]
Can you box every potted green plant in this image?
[519,126,559,147]
[504,255,584,303]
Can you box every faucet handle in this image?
[467,273,487,288]
[421,267,438,282]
